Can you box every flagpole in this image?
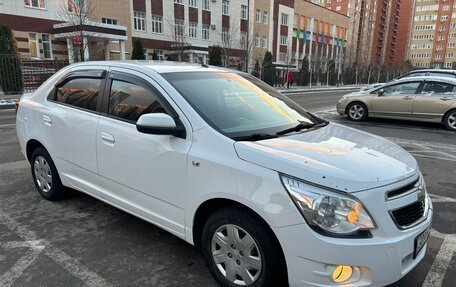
[309,19,314,88]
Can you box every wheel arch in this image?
[192,199,285,258]
[26,139,47,163]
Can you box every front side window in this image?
[421,82,455,95]
[163,72,318,138]
[42,34,52,59]
[56,78,101,111]
[429,72,456,78]
[24,0,45,9]
[380,82,421,95]
[109,80,167,122]
[134,12,146,31]
[28,33,39,58]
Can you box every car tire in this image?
[201,207,287,287]
[30,147,67,201]
[443,109,456,131]
[346,102,368,121]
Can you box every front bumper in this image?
[336,99,348,115]
[275,207,433,287]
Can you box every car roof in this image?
[407,69,456,74]
[67,60,237,74]
[390,76,456,85]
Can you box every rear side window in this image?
[421,82,455,95]
[401,72,426,78]
[56,78,101,111]
[108,80,167,122]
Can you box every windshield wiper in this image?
[276,121,328,136]
[232,133,278,141]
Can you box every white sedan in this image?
[16,61,432,287]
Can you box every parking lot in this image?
[1,89,455,287]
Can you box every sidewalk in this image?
[277,85,363,94]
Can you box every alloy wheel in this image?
[211,224,262,286]
[448,111,456,129]
[349,104,365,120]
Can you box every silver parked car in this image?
[337,76,456,130]
[397,69,456,80]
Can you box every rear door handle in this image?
[42,115,52,125]
[101,132,115,144]
[402,96,414,100]
[440,97,453,101]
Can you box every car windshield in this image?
[162,72,319,139]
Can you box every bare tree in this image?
[165,19,204,63]
[216,18,242,68]
[57,0,100,62]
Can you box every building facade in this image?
[0,0,351,73]
[408,0,456,69]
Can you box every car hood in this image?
[234,123,418,193]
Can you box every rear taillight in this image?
[15,100,20,112]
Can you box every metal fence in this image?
[0,55,69,95]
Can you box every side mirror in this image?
[378,89,385,96]
[136,113,186,138]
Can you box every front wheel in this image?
[201,207,287,287]
[443,109,456,131]
[346,102,368,121]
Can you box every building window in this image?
[256,9,261,23]
[263,11,268,24]
[222,28,229,44]
[42,34,52,59]
[102,18,118,25]
[189,0,196,7]
[222,0,229,15]
[189,22,198,38]
[134,12,146,31]
[279,52,287,62]
[280,35,287,45]
[281,13,289,26]
[28,33,39,58]
[174,0,183,4]
[24,0,45,9]
[255,34,260,47]
[175,20,184,38]
[154,49,164,60]
[202,24,210,40]
[336,6,341,11]
[202,0,210,10]
[152,15,163,33]
[67,0,81,13]
[241,5,248,20]
[240,31,247,48]
[262,36,267,48]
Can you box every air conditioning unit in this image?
[211,24,216,30]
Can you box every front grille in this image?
[387,178,419,199]
[391,200,425,228]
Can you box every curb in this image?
[279,87,360,94]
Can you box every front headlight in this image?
[281,175,376,237]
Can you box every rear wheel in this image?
[443,109,456,131]
[347,102,368,121]
[201,207,287,287]
[31,147,67,201]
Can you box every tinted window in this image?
[429,72,456,79]
[421,82,455,95]
[162,72,318,138]
[56,78,101,111]
[109,80,167,122]
[382,82,420,95]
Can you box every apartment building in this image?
[0,0,131,62]
[408,0,456,69]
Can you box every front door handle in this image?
[42,115,52,125]
[101,132,115,144]
[440,97,453,101]
[402,96,414,100]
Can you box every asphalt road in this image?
[0,90,455,287]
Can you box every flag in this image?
[341,39,346,48]
[296,15,301,40]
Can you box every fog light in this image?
[332,265,353,283]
